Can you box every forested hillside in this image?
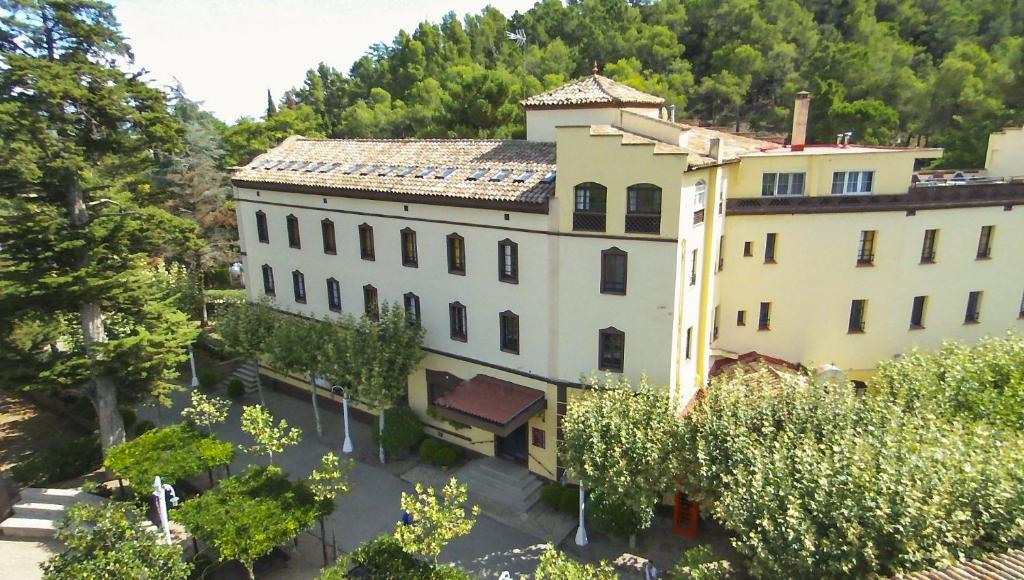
[231,0,1022,169]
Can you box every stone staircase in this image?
[0,488,106,539]
[457,457,543,512]
[229,361,259,392]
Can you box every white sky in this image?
[110,0,539,123]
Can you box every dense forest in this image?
[225,0,1023,169]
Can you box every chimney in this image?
[791,91,810,152]
[709,137,723,162]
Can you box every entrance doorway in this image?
[495,424,528,465]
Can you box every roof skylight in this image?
[305,161,325,172]
[291,161,309,171]
[344,164,363,174]
[379,165,398,176]
[489,169,511,182]
[512,170,535,183]
[540,171,556,183]
[467,167,488,181]
[415,167,436,178]
[360,164,380,175]
[276,161,295,170]
[397,166,416,177]
[320,162,343,173]
[435,167,457,179]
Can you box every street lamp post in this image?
[188,344,199,388]
[152,476,178,546]
[575,479,589,546]
[332,386,354,454]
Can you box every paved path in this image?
[141,384,548,578]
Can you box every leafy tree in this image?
[534,545,618,579]
[0,0,199,455]
[181,390,230,434]
[239,404,302,465]
[104,422,234,489]
[218,300,277,404]
[395,478,480,565]
[308,452,354,566]
[561,375,685,544]
[266,314,326,435]
[42,502,191,580]
[319,535,470,579]
[176,465,319,580]
[681,369,1024,578]
[265,88,278,118]
[873,333,1024,430]
[672,546,733,580]
[223,104,325,167]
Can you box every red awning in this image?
[434,374,546,437]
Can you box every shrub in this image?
[540,484,563,510]
[226,379,246,401]
[11,436,102,486]
[435,446,458,467]
[535,545,617,579]
[558,488,579,517]
[419,438,440,463]
[197,368,219,391]
[372,406,424,453]
[672,546,733,579]
[135,420,156,435]
[589,492,650,537]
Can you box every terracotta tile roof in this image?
[522,74,664,108]
[232,137,556,205]
[434,374,545,426]
[893,549,1024,579]
[709,351,805,383]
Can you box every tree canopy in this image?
[104,422,234,490]
[227,0,1024,168]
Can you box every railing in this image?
[727,182,1024,215]
[528,452,557,480]
[625,213,661,234]
[693,209,705,225]
[572,211,606,232]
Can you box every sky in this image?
[110,0,538,123]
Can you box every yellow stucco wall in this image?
[716,204,1024,375]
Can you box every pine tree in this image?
[265,88,277,118]
[0,0,199,455]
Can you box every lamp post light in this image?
[188,344,199,388]
[152,476,178,546]
[575,479,589,547]
[332,386,354,454]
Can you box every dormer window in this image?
[573,182,607,232]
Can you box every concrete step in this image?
[12,501,67,518]
[0,516,58,539]
[457,458,543,512]
[460,468,544,499]
[19,488,104,506]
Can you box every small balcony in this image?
[625,213,661,234]
[572,211,606,232]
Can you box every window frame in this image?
[497,239,518,283]
[573,182,608,232]
[831,170,875,195]
[362,284,379,321]
[910,295,926,329]
[965,291,982,323]
[690,249,698,286]
[737,310,746,326]
[261,264,275,296]
[598,326,625,373]
[694,180,707,207]
[499,310,520,355]
[401,227,418,268]
[760,172,806,196]
[321,218,337,255]
[712,306,720,340]
[857,230,876,265]
[848,299,866,333]
[447,233,466,275]
[764,233,777,263]
[684,326,693,360]
[920,229,937,263]
[977,225,994,259]
[758,302,771,330]
[449,301,467,341]
[326,277,341,312]
[600,247,627,295]
[256,210,269,244]
[717,235,725,272]
[358,223,375,261]
[292,270,306,303]
[743,241,753,257]
[403,292,421,325]
[286,214,301,249]
[625,183,662,234]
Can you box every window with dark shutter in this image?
[910,295,926,328]
[292,271,306,303]
[598,327,625,372]
[401,228,418,267]
[256,211,269,244]
[765,233,777,263]
[499,311,519,354]
[286,214,301,249]
[848,299,866,333]
[261,264,275,295]
[758,302,771,330]
[857,230,876,265]
[965,291,982,323]
[685,327,693,359]
[322,219,336,254]
[447,233,465,274]
[326,278,341,312]
[600,248,627,295]
[920,229,937,263]
[358,224,374,260]
[403,292,420,325]
[363,285,378,321]
[977,225,994,259]
[449,301,467,341]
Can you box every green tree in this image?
[239,404,302,465]
[181,390,230,434]
[308,452,354,566]
[0,0,198,456]
[104,422,234,489]
[265,88,277,118]
[266,314,326,435]
[561,375,685,545]
[176,465,319,580]
[534,545,618,579]
[395,478,480,565]
[219,300,277,404]
[222,104,325,167]
[681,369,1024,578]
[42,502,191,580]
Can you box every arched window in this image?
[261,264,275,295]
[625,183,662,234]
[499,311,519,354]
[326,277,341,312]
[598,327,625,372]
[255,210,269,243]
[573,182,607,232]
[286,214,301,248]
[694,180,706,207]
[321,219,336,254]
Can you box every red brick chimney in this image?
[791,91,810,152]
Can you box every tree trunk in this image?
[320,517,328,567]
[255,360,265,406]
[309,377,322,437]
[378,411,386,464]
[90,376,125,454]
[199,270,209,327]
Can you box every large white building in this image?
[233,74,1024,481]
